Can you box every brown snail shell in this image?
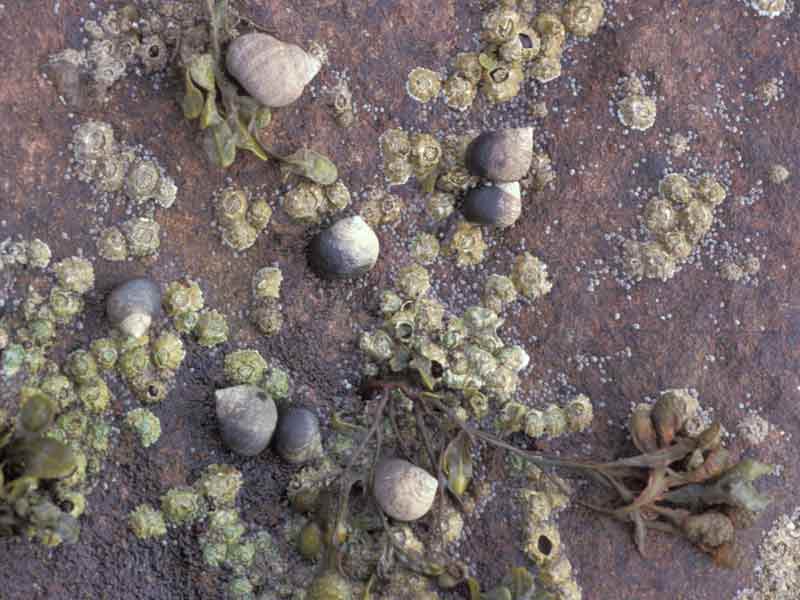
[226,33,322,108]
[215,385,278,456]
[273,407,323,464]
[106,278,162,339]
[373,458,437,521]
[466,127,533,182]
[461,182,522,228]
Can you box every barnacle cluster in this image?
[214,186,272,251]
[43,3,199,108]
[623,172,726,282]
[0,237,52,272]
[500,394,594,439]
[70,121,178,261]
[283,179,351,224]
[359,186,404,227]
[115,327,186,403]
[720,255,761,283]
[247,267,285,337]
[162,278,230,348]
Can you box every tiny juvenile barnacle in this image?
[562,0,605,37]
[511,252,553,300]
[617,92,657,131]
[122,217,161,257]
[768,163,790,185]
[55,256,95,295]
[406,67,441,103]
[97,226,128,262]
[224,349,267,385]
[252,267,283,301]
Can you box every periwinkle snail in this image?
[106,277,162,338]
[372,458,437,522]
[461,181,522,228]
[273,407,323,464]
[226,33,321,108]
[309,216,380,279]
[466,127,533,182]
[215,385,278,456]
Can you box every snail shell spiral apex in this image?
[226,33,322,108]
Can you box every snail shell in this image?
[461,182,521,228]
[215,385,278,456]
[309,216,380,279]
[373,458,437,521]
[106,278,162,339]
[273,407,323,464]
[226,33,322,108]
[466,127,533,182]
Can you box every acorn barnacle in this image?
[482,63,524,103]
[617,92,657,131]
[121,217,160,257]
[406,67,441,103]
[562,0,605,37]
[125,159,161,204]
[659,173,693,205]
[643,197,677,234]
[482,7,521,44]
[511,252,552,300]
[73,120,115,162]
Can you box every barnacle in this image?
[26,239,52,269]
[247,199,273,231]
[482,63,524,103]
[173,310,200,334]
[483,274,518,313]
[542,404,568,438]
[359,330,395,362]
[409,133,442,176]
[161,487,206,525]
[496,345,529,372]
[622,240,645,281]
[78,379,111,413]
[197,464,242,507]
[194,309,229,347]
[426,191,455,221]
[151,331,185,372]
[617,92,657,131]
[721,261,745,282]
[659,173,693,205]
[54,257,95,294]
[499,401,527,433]
[217,188,249,225]
[73,120,115,162]
[40,375,76,410]
[154,176,178,209]
[525,522,562,565]
[380,127,411,159]
[138,35,168,72]
[562,0,605,37]
[125,408,162,448]
[122,217,161,257]
[482,7,521,44]
[221,219,258,252]
[125,159,161,204]
[66,350,99,385]
[511,252,553,300]
[659,230,693,260]
[681,199,714,242]
[406,67,441,103]
[397,264,431,299]
[564,394,594,432]
[443,74,477,112]
[643,197,677,234]
[284,181,326,223]
[695,174,726,206]
[163,279,204,316]
[129,504,167,539]
[118,345,152,381]
[92,155,127,193]
[449,221,487,267]
[380,290,403,315]
[252,267,283,300]
[535,12,567,57]
[324,180,351,212]
[97,226,128,261]
[749,0,786,17]
[539,554,575,587]
[416,298,445,331]
[410,233,440,265]
[383,155,414,185]
[641,241,677,281]
[224,349,267,385]
[251,303,283,337]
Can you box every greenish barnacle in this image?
[40,375,76,410]
[118,345,152,381]
[359,198,383,227]
[659,230,693,260]
[129,504,167,539]
[380,290,403,315]
[130,374,169,404]
[442,74,477,112]
[173,310,199,334]
[262,365,291,401]
[226,540,256,572]
[197,463,242,507]
[66,349,99,385]
[377,188,404,224]
[467,389,489,419]
[416,335,448,365]
[499,401,527,433]
[496,345,530,372]
[617,93,657,131]
[55,256,95,295]
[485,365,519,400]
[247,198,273,232]
[97,226,128,262]
[122,217,160,257]
[380,127,411,159]
[161,487,206,526]
[222,219,258,252]
[397,264,431,299]
[152,331,185,372]
[252,267,283,300]
[409,133,442,176]
[512,252,553,300]
[483,274,518,313]
[643,197,677,234]
[205,509,245,545]
[750,0,786,17]
[73,120,115,162]
[659,173,693,205]
[163,278,205,316]
[25,318,56,346]
[442,317,467,350]
[465,343,499,379]
[324,179,351,212]
[416,297,445,331]
[516,27,542,62]
[202,542,227,568]
[562,0,605,37]
[437,168,479,194]
[564,394,593,432]
[78,378,111,413]
[224,349,267,385]
[498,36,525,63]
[56,489,87,519]
[216,188,249,226]
[251,303,283,337]
[228,578,254,599]
[195,309,229,347]
[154,176,178,209]
[125,159,161,204]
[26,239,52,269]
[641,241,677,281]
[125,407,161,447]
[449,221,487,267]
[482,63,524,103]
[696,174,727,206]
[524,408,545,438]
[680,199,714,242]
[622,240,645,281]
[359,330,395,362]
[426,191,455,221]
[284,181,326,223]
[406,67,441,103]
[389,310,416,344]
[482,7,521,44]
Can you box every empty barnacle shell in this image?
[309,216,380,279]
[215,385,278,457]
[373,458,437,521]
[482,63,524,103]
[106,278,162,339]
[226,33,322,108]
[466,128,533,182]
[461,182,522,228]
[273,407,323,464]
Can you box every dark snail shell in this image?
[273,407,323,464]
[373,457,437,521]
[106,278,162,339]
[461,182,522,228]
[466,127,533,182]
[309,216,380,279]
[215,385,278,456]
[226,33,322,108]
